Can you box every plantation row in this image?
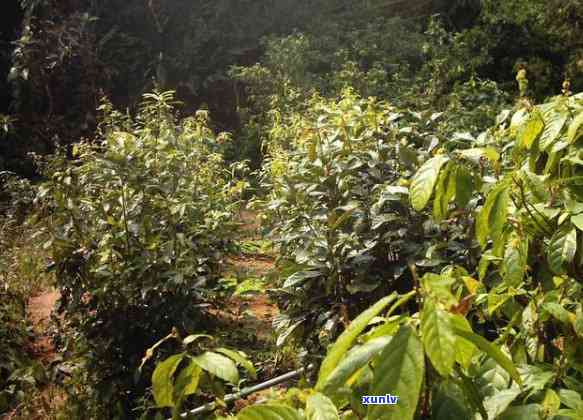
[1,1,583,418]
[8,84,577,419]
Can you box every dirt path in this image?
[228,209,279,323]
[1,291,63,419]
[209,210,283,373]
[27,290,59,363]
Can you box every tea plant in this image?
[140,331,255,419]
[36,90,247,416]
[259,90,486,352]
[220,89,583,419]
[234,287,582,419]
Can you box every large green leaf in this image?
[519,365,555,395]
[237,405,304,420]
[421,299,455,376]
[368,325,424,420]
[152,353,184,408]
[484,388,521,419]
[502,234,528,286]
[321,336,391,393]
[547,226,577,274]
[571,214,583,231]
[432,381,472,420]
[316,294,397,391]
[410,155,450,211]
[540,112,567,150]
[421,273,456,307]
[518,115,544,149]
[455,165,474,208]
[450,315,477,369]
[173,359,201,402]
[520,170,549,202]
[306,392,339,420]
[542,389,561,417]
[433,163,457,221]
[215,348,257,379]
[476,183,510,249]
[453,328,521,385]
[192,351,239,384]
[558,389,583,409]
[283,270,323,288]
[567,112,583,144]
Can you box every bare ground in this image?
[27,291,59,363]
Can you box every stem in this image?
[120,180,131,253]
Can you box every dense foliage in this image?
[0,175,48,414]
[36,91,246,416]
[1,1,583,419]
[218,89,583,420]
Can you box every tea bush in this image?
[261,90,486,351]
[235,284,582,419]
[141,331,256,419]
[37,91,246,416]
[230,89,583,420]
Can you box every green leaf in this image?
[453,328,521,385]
[540,112,567,150]
[330,207,357,231]
[521,170,549,202]
[283,270,323,288]
[421,273,456,307]
[567,112,583,144]
[421,299,455,376]
[410,155,450,211]
[322,336,391,393]
[558,389,583,409]
[316,294,398,391]
[432,381,472,420]
[518,115,544,149]
[450,315,477,370]
[192,352,239,384]
[215,348,257,379]
[519,365,555,394]
[368,325,424,420]
[433,163,456,221]
[547,226,577,274]
[571,214,583,231]
[458,372,488,418]
[173,359,201,402]
[237,404,304,420]
[458,147,500,164]
[542,389,561,416]
[152,353,184,408]
[487,289,513,316]
[306,392,339,420]
[499,404,542,420]
[476,183,510,249]
[484,388,521,419]
[542,303,573,326]
[455,165,474,208]
[479,251,500,281]
[502,234,528,287]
